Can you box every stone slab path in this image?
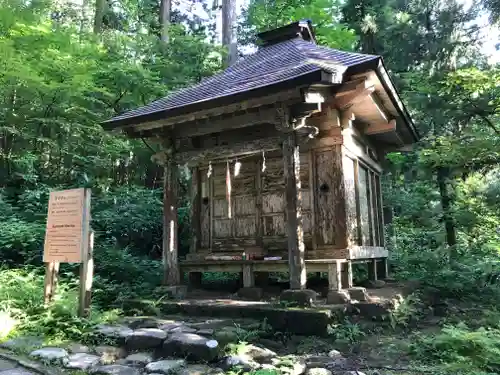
[0,359,37,375]
[0,315,366,375]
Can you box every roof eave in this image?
[374,60,420,143]
[102,69,333,131]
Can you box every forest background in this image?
[0,0,500,369]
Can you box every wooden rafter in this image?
[365,119,397,135]
[332,78,375,110]
[368,93,390,123]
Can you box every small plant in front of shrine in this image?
[389,293,425,330]
[329,318,365,345]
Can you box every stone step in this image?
[127,299,339,337]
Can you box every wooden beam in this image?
[334,78,368,95]
[283,132,306,290]
[163,154,180,286]
[132,89,302,134]
[334,85,375,109]
[365,119,397,135]
[369,93,390,123]
[175,136,283,166]
[172,106,278,138]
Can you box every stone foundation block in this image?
[237,287,263,300]
[366,280,386,289]
[326,290,350,304]
[163,285,188,300]
[347,302,392,321]
[347,287,369,302]
[280,289,318,307]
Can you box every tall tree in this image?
[93,0,106,33]
[159,0,171,42]
[222,0,237,65]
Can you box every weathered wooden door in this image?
[210,160,258,252]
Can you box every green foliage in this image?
[0,218,45,266]
[239,0,357,50]
[92,243,163,306]
[328,318,365,344]
[390,293,424,329]
[410,323,500,372]
[92,187,163,256]
[0,268,121,343]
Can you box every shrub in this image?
[0,268,120,343]
[0,218,45,266]
[409,323,500,372]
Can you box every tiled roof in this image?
[104,38,380,127]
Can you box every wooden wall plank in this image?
[342,154,358,246]
[314,146,347,248]
[262,192,284,213]
[315,150,335,246]
[263,215,286,236]
[358,164,370,245]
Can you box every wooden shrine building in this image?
[103,20,419,300]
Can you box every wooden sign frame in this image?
[43,188,94,317]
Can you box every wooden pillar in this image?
[377,257,389,279]
[368,259,378,281]
[347,261,353,288]
[341,261,353,288]
[283,132,306,290]
[188,272,202,288]
[189,167,200,253]
[163,156,180,286]
[328,261,342,291]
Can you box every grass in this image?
[0,268,122,345]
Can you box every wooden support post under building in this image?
[242,264,255,288]
[368,258,378,281]
[283,132,306,290]
[347,261,353,288]
[188,272,202,288]
[163,156,180,286]
[342,261,354,288]
[328,261,342,291]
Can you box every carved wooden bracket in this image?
[274,104,292,132]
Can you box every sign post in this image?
[43,188,93,317]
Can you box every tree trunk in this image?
[93,0,106,34]
[221,0,237,65]
[437,167,457,258]
[159,0,171,43]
